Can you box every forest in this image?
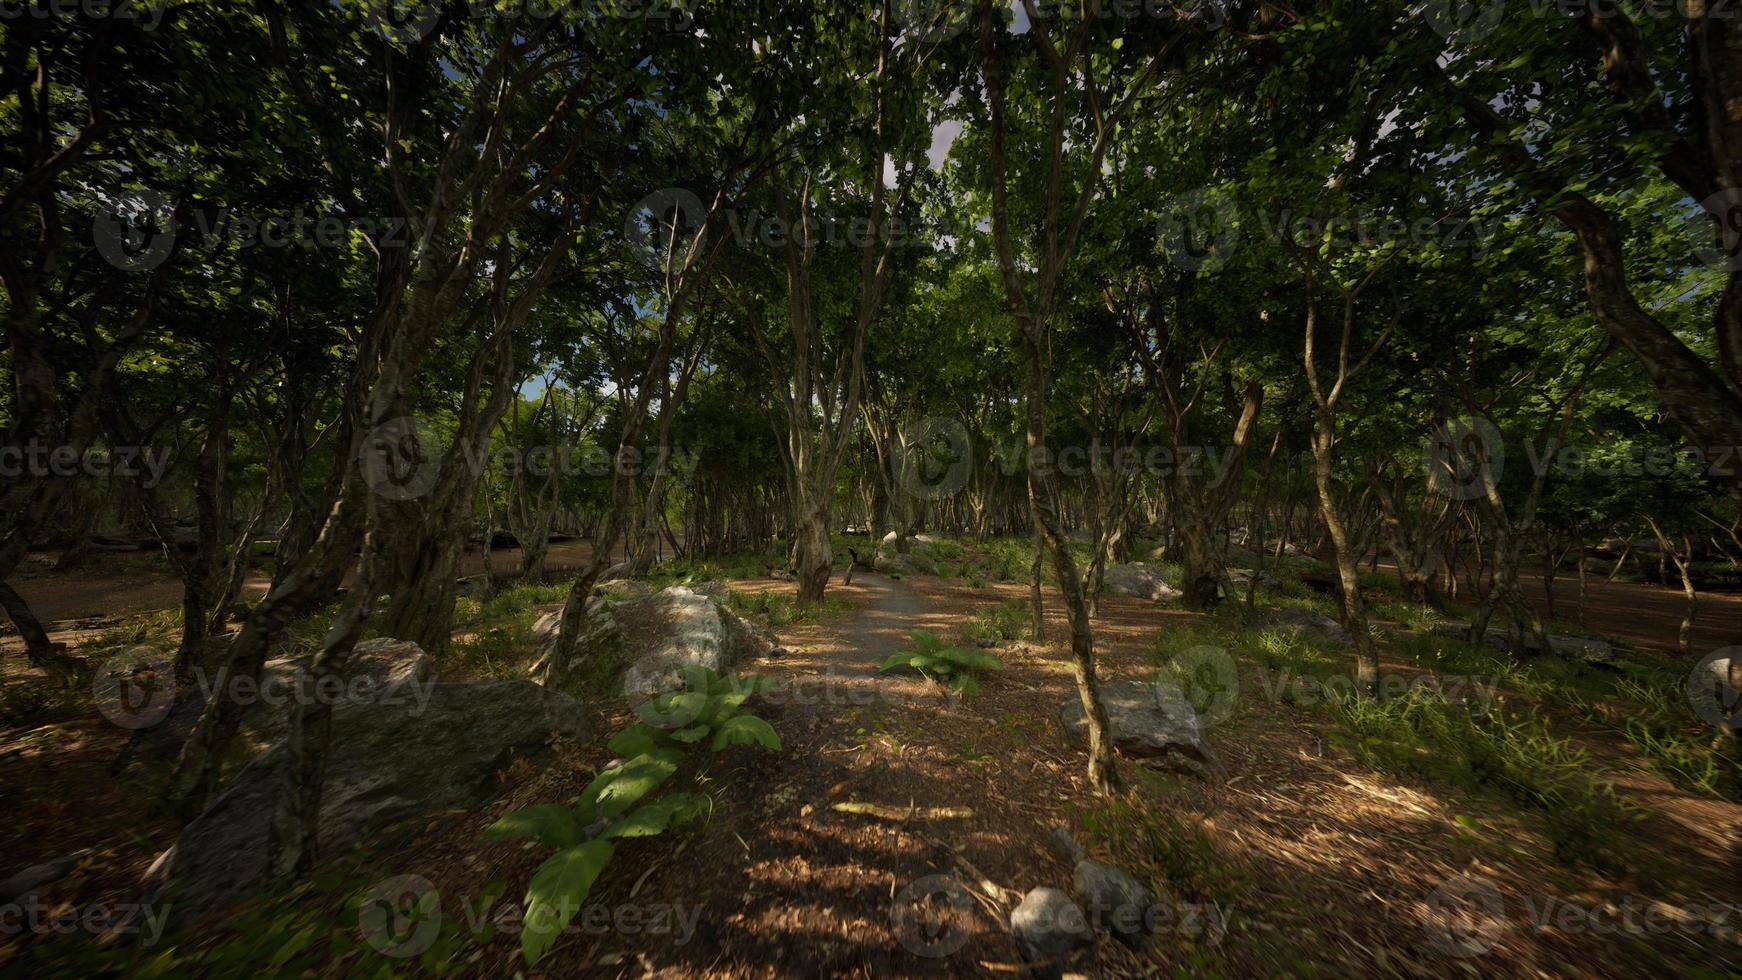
[1,0,1740,976]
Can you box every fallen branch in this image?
[831,801,975,821]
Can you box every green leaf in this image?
[607,724,665,758]
[576,748,683,823]
[711,714,782,752]
[603,792,710,838]
[483,804,582,850]
[679,663,720,694]
[879,652,918,671]
[592,754,681,819]
[636,690,709,728]
[521,841,614,964]
[946,648,1004,672]
[669,724,712,743]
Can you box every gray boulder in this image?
[1227,567,1284,592]
[1048,825,1087,864]
[0,849,89,904]
[1100,563,1181,602]
[533,586,775,697]
[874,552,937,577]
[1692,656,1740,731]
[1010,886,1094,975]
[1263,606,1354,646]
[1059,681,1222,777]
[1540,633,1616,663]
[619,587,737,696]
[531,608,563,648]
[529,600,622,692]
[1433,622,1617,663]
[241,638,433,747]
[1074,859,1157,949]
[144,680,588,916]
[1047,826,1158,948]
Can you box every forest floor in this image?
[1,542,1739,977]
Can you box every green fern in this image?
[880,629,1003,694]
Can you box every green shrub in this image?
[963,598,1028,646]
[728,588,851,626]
[925,538,966,562]
[484,665,779,965]
[880,629,1003,695]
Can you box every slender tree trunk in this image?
[1021,336,1117,794]
[1310,415,1379,695]
[0,580,78,680]
[1029,521,1045,641]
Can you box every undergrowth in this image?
[1328,687,1636,866]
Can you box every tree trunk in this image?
[0,580,81,681]
[794,499,833,606]
[1022,339,1117,795]
[1311,412,1379,695]
[165,500,365,819]
[1029,522,1045,641]
[1176,515,1224,610]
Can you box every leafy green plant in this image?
[880,629,1003,695]
[962,598,1028,646]
[483,666,780,964]
[729,587,851,626]
[924,538,966,562]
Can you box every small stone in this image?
[0,849,89,905]
[1073,860,1157,948]
[1048,826,1086,864]
[1010,886,1093,974]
